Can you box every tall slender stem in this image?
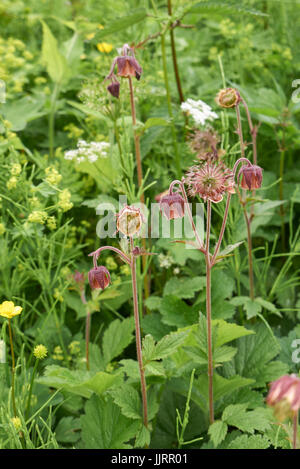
[25,359,39,420]
[8,319,17,417]
[128,77,144,203]
[236,105,255,299]
[205,201,214,424]
[81,290,91,371]
[130,237,148,428]
[211,194,232,265]
[128,77,150,302]
[160,33,181,175]
[293,411,298,449]
[167,0,185,104]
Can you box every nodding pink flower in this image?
[266,374,300,421]
[185,161,235,203]
[88,266,111,290]
[106,44,142,82]
[239,164,263,190]
[116,205,144,237]
[160,193,185,220]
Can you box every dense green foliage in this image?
[0,0,300,450]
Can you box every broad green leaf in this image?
[135,425,151,448]
[80,395,139,449]
[144,118,169,130]
[41,21,69,83]
[95,9,147,40]
[153,330,190,360]
[227,434,270,449]
[38,366,120,397]
[160,295,198,327]
[55,416,81,443]
[188,1,266,17]
[109,384,142,420]
[213,319,254,347]
[102,317,134,366]
[208,420,228,447]
[163,276,206,299]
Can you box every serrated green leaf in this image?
[109,384,142,420]
[153,330,190,360]
[80,395,139,449]
[208,420,228,447]
[102,317,134,366]
[227,434,270,449]
[95,9,147,40]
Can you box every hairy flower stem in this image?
[8,319,17,418]
[160,33,181,176]
[80,290,90,371]
[130,237,148,429]
[293,411,298,449]
[205,201,214,423]
[128,77,150,302]
[236,105,255,299]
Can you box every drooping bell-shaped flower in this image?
[239,164,263,190]
[160,193,185,220]
[88,266,111,290]
[266,374,300,421]
[106,44,142,82]
[107,80,120,98]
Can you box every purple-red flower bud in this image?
[160,193,185,220]
[107,81,120,98]
[88,266,111,290]
[239,164,263,190]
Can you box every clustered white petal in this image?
[181,98,218,126]
[64,140,110,164]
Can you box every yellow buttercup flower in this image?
[97,42,113,54]
[0,301,22,319]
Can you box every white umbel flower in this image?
[181,98,218,126]
[64,141,110,164]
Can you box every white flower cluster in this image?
[181,99,218,126]
[64,140,110,164]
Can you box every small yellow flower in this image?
[85,32,95,41]
[47,216,56,231]
[28,210,47,225]
[0,223,5,235]
[58,189,73,212]
[10,163,22,176]
[0,301,22,319]
[11,417,22,431]
[97,42,113,54]
[6,177,18,190]
[33,344,48,360]
[45,166,62,186]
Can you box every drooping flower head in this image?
[185,161,235,203]
[88,265,111,290]
[216,88,241,108]
[106,44,142,97]
[238,164,263,190]
[0,301,22,319]
[116,205,144,237]
[266,374,300,421]
[160,192,185,220]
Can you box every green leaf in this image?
[41,21,69,83]
[144,117,169,130]
[55,416,81,443]
[102,317,134,366]
[163,276,206,299]
[38,366,120,397]
[160,296,198,327]
[80,395,139,449]
[135,425,151,448]
[188,1,267,17]
[227,434,270,449]
[109,384,142,421]
[222,405,272,434]
[153,330,190,360]
[208,420,228,447]
[213,319,254,347]
[95,9,147,40]
[215,241,244,261]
